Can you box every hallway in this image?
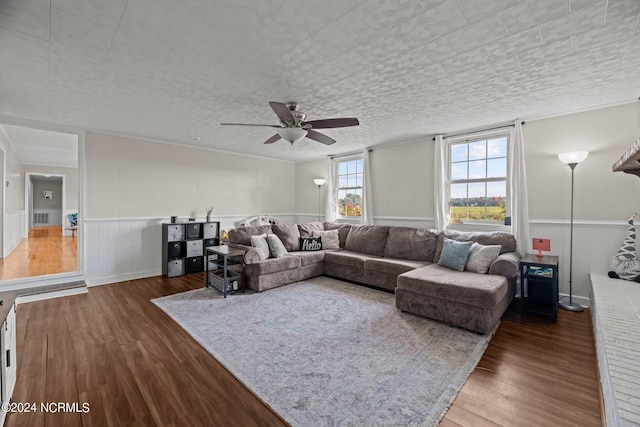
[0,226,77,280]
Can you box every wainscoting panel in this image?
[84,218,163,286]
[84,214,296,286]
[4,210,24,258]
[528,221,629,306]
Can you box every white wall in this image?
[525,102,640,221]
[0,128,25,257]
[295,158,326,223]
[84,132,296,285]
[294,102,640,305]
[523,102,640,305]
[24,165,78,210]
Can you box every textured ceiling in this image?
[0,0,639,162]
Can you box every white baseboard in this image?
[16,286,88,305]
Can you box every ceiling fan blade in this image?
[303,118,359,129]
[269,102,296,126]
[306,129,336,145]
[220,123,282,128]
[264,134,281,144]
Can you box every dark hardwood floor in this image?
[5,274,602,427]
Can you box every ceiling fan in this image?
[220,101,359,145]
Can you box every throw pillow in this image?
[300,237,322,251]
[465,243,502,274]
[311,229,339,250]
[250,234,270,261]
[271,223,301,251]
[266,234,288,258]
[437,238,473,271]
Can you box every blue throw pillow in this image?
[438,238,473,271]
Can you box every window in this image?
[449,134,509,224]
[336,157,364,218]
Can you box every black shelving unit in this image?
[162,221,220,277]
[519,254,559,322]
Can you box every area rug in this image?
[152,276,493,426]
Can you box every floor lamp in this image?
[313,178,326,222]
[557,151,589,312]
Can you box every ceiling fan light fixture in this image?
[278,127,308,144]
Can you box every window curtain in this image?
[362,149,374,224]
[325,158,336,222]
[509,121,530,256]
[434,134,449,231]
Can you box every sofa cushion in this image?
[344,225,390,256]
[488,252,520,278]
[266,234,288,258]
[364,258,430,276]
[228,225,271,246]
[323,222,352,248]
[397,264,509,309]
[243,256,301,276]
[383,227,438,261]
[312,229,340,250]
[438,238,473,271]
[250,234,270,261]
[325,250,382,269]
[272,223,301,251]
[434,230,517,262]
[298,222,325,237]
[290,250,330,266]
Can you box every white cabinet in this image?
[0,302,17,425]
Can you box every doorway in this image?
[0,123,80,282]
[26,174,65,234]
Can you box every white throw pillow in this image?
[464,242,501,274]
[312,229,340,250]
[250,234,270,261]
[266,233,288,258]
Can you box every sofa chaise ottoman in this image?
[396,230,520,334]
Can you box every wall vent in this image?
[34,213,49,225]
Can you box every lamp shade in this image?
[278,127,308,144]
[314,178,326,186]
[558,151,589,165]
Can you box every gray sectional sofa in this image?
[227,222,520,334]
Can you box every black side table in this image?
[206,245,244,298]
[519,254,559,322]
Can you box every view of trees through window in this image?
[449,135,508,223]
[337,158,363,217]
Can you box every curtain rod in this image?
[432,121,526,141]
[329,148,373,159]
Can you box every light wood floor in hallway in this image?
[6,274,602,427]
[0,226,77,280]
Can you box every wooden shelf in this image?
[612,137,640,178]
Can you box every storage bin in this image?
[187,223,202,239]
[186,240,203,257]
[186,256,203,273]
[167,259,185,277]
[167,224,185,242]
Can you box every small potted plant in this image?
[206,205,214,222]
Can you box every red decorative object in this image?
[532,238,551,258]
